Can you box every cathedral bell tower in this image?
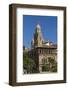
[33,24,43,47]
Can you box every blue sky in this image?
[23,15,57,48]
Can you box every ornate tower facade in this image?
[31,24,44,48]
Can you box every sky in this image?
[23,15,57,48]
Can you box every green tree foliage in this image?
[42,57,57,72]
[48,57,57,72]
[42,64,49,71]
[23,52,37,74]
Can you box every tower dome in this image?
[35,24,41,33]
[36,24,41,30]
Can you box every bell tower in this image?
[34,24,43,47]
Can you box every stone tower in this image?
[33,24,43,47]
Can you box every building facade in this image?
[24,24,57,73]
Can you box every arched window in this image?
[42,58,45,64]
[42,58,48,64]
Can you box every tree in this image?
[42,64,49,71]
[48,57,57,72]
[42,57,57,72]
[23,52,36,74]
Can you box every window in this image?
[40,49,42,54]
[42,58,48,64]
